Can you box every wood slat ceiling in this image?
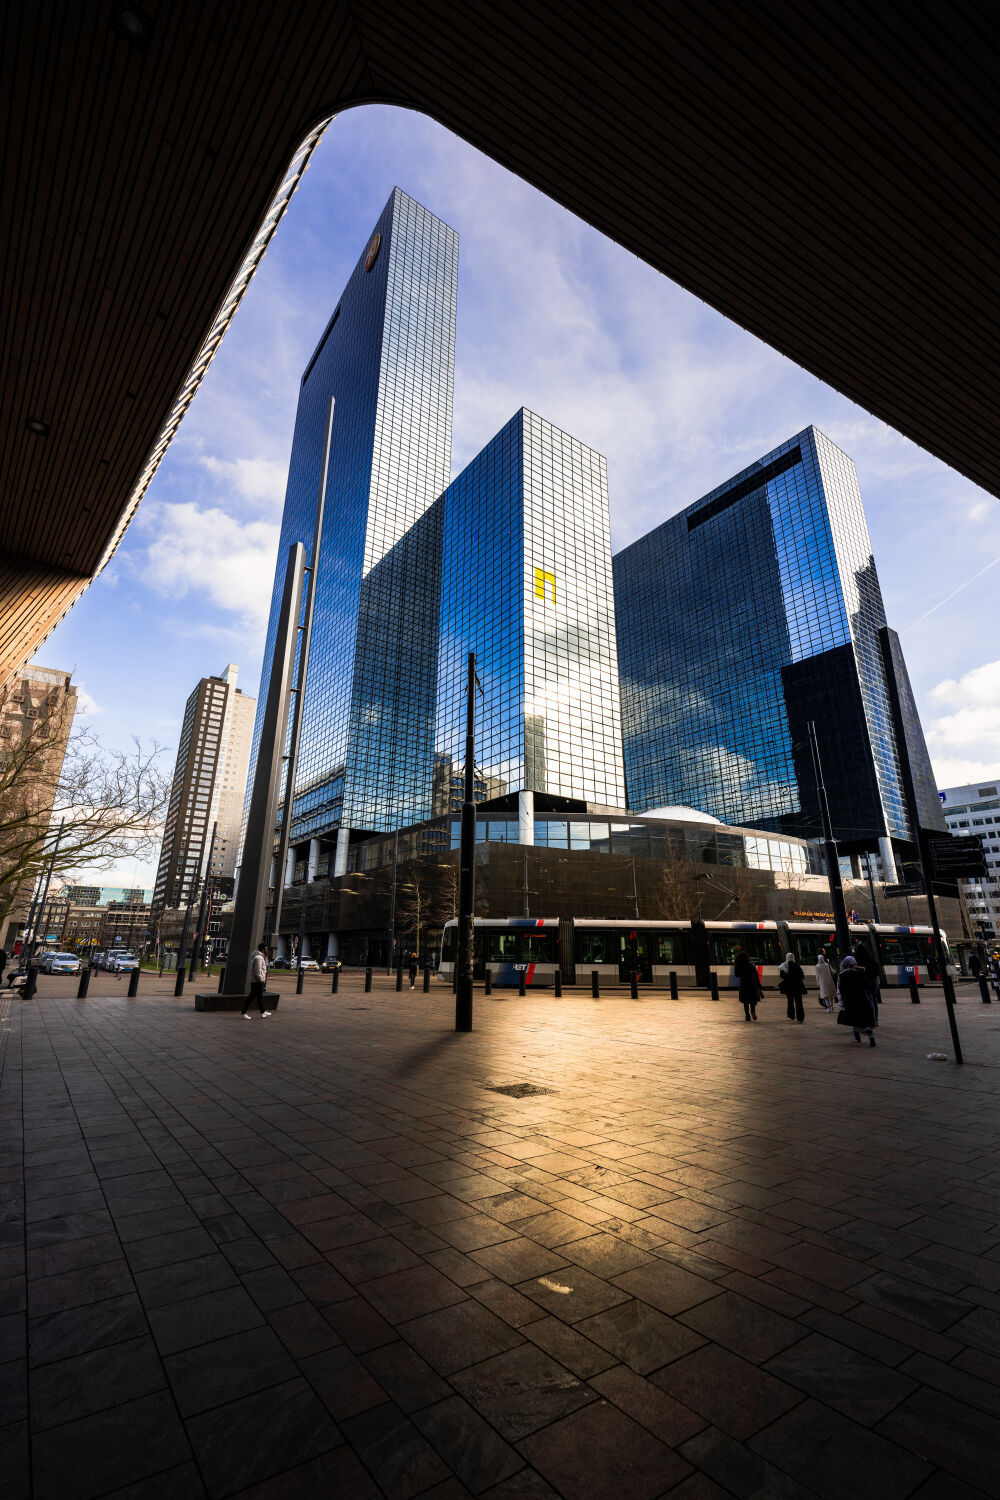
[2,0,997,676]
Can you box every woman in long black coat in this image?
[837,954,877,1046]
[779,952,807,1023]
[734,950,762,1022]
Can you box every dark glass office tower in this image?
[247,189,458,875]
[614,426,942,874]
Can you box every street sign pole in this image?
[917,827,966,1065]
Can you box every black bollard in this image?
[218,966,226,993]
[23,967,37,1000]
[331,967,339,994]
[364,966,372,992]
[630,969,639,1000]
[709,972,719,1002]
[77,966,91,999]
[979,973,992,1004]
[296,967,305,994]
[127,967,140,997]
[669,970,678,1000]
[591,970,600,998]
[484,968,492,995]
[518,969,526,996]
[554,971,562,997]
[908,973,920,1004]
[396,965,403,992]
[422,965,430,993]
[174,966,185,997]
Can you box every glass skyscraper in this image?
[614,426,941,870]
[434,409,625,812]
[247,189,458,871]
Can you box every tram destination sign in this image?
[923,832,988,880]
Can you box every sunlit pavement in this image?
[2,974,1000,1499]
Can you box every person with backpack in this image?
[815,950,837,1011]
[836,954,877,1046]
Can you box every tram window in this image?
[522,932,555,962]
[579,932,614,965]
[488,932,518,962]
[789,932,833,963]
[655,932,686,963]
[711,934,780,965]
[441,929,456,962]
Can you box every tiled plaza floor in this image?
[2,973,1000,1499]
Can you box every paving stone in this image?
[31,1390,192,1500]
[28,1292,148,1367]
[30,1335,166,1430]
[765,1330,918,1425]
[611,1258,723,1316]
[517,1264,632,1321]
[413,1394,524,1490]
[399,1299,525,1374]
[186,1377,341,1498]
[679,1290,806,1363]
[164,1324,298,1416]
[653,1341,803,1438]
[450,1343,596,1438]
[876,1385,1000,1495]
[750,1397,931,1500]
[340,1400,450,1498]
[147,1285,263,1356]
[469,1236,571,1285]
[300,1344,389,1419]
[575,1296,706,1373]
[518,1398,691,1499]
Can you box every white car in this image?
[44,952,81,975]
[296,958,321,972]
[110,953,139,973]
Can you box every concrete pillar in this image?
[518,789,534,847]
[276,934,287,959]
[284,845,295,887]
[307,837,320,883]
[334,825,349,878]
[326,932,338,957]
[301,933,311,958]
[268,859,276,890]
[878,837,899,885]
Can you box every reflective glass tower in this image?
[247,189,458,866]
[614,426,941,868]
[434,409,625,810]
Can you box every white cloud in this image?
[199,455,288,514]
[927,659,1000,790]
[73,683,102,716]
[133,501,280,644]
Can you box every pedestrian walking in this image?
[242,943,272,1019]
[815,950,836,1011]
[969,951,982,979]
[779,952,807,1022]
[734,949,762,1022]
[836,954,876,1046]
[408,952,418,991]
[853,943,881,1019]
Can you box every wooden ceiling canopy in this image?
[3,0,997,680]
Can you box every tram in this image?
[437,916,953,989]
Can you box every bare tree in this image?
[0,687,170,932]
[654,842,698,920]
[396,859,459,958]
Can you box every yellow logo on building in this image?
[534,568,555,603]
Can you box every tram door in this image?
[619,931,652,982]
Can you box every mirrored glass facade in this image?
[434,409,625,809]
[614,426,925,851]
[246,188,458,844]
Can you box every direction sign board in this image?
[924,832,987,880]
[883,881,924,899]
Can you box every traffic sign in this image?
[924,832,987,880]
[883,881,924,898]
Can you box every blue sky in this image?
[39,106,999,886]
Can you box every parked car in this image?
[271,956,292,969]
[110,953,139,974]
[295,958,321,972]
[321,957,342,973]
[43,952,82,975]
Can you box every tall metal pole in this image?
[807,721,851,959]
[631,856,640,920]
[455,653,477,1032]
[863,852,881,922]
[28,818,65,960]
[190,822,217,979]
[271,395,335,951]
[387,827,400,975]
[222,543,306,997]
[917,826,964,1065]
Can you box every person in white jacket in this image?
[242,943,272,1019]
[815,950,837,1012]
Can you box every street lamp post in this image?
[455,653,478,1032]
[807,720,852,959]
